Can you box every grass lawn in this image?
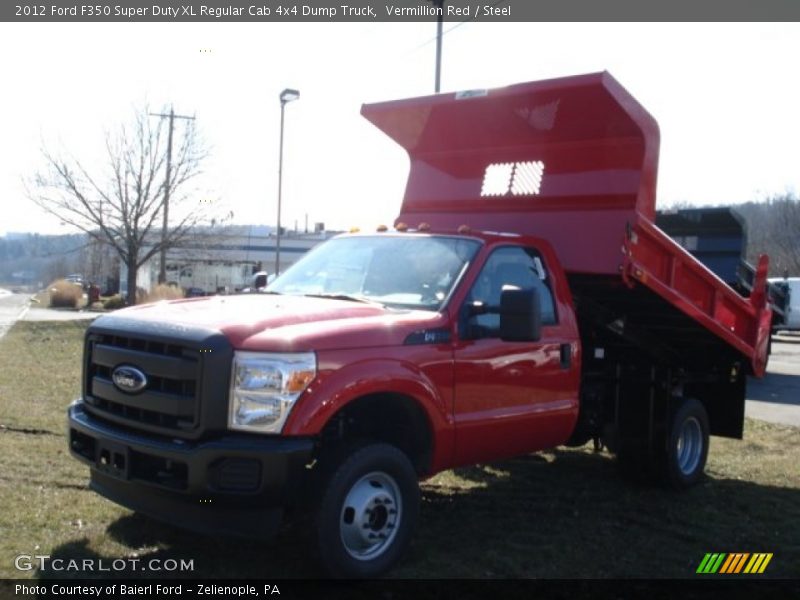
[0,320,798,579]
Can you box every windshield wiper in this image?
[302,293,383,306]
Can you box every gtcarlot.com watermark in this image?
[15,554,194,573]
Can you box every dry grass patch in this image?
[48,280,83,309]
[143,284,184,304]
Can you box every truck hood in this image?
[98,293,447,351]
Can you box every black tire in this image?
[659,398,709,489]
[314,443,420,578]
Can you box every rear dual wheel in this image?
[661,397,709,489]
[616,397,709,489]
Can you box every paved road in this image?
[22,306,99,322]
[0,289,31,340]
[746,334,800,427]
[0,289,97,339]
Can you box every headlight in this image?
[228,351,316,433]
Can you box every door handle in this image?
[560,343,571,369]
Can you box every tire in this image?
[660,398,709,489]
[314,443,420,578]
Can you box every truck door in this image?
[452,245,580,466]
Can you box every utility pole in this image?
[150,107,195,284]
[433,0,444,92]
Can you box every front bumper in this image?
[68,400,314,539]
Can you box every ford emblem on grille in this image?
[111,365,148,393]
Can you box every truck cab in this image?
[267,229,581,468]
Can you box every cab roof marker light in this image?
[455,89,489,100]
[376,224,388,232]
[395,222,408,232]
[417,222,431,232]
[481,230,521,237]
[457,225,471,234]
[349,227,361,233]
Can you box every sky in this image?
[1,21,799,237]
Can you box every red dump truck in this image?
[68,72,772,577]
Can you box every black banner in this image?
[4,0,800,23]
[2,579,800,600]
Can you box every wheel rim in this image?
[676,416,703,476]
[339,471,402,561]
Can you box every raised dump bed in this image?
[362,71,772,376]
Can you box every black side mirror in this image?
[253,272,268,289]
[499,287,541,342]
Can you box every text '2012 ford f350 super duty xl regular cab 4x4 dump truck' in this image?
[68,72,773,578]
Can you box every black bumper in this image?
[68,400,314,539]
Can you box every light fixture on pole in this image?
[275,88,300,278]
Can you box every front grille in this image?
[84,332,201,435]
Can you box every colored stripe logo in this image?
[696,553,773,574]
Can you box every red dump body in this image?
[362,72,772,376]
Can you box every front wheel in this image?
[660,398,709,489]
[314,443,420,578]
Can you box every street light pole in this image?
[275,88,300,277]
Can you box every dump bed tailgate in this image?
[625,217,771,375]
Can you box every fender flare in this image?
[282,358,454,469]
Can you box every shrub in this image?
[49,279,83,309]
[143,284,184,303]
[102,294,127,310]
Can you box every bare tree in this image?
[765,194,800,276]
[738,193,800,277]
[28,107,211,304]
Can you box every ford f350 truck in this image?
[68,72,772,577]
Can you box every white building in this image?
[121,229,337,296]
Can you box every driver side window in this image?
[464,246,556,339]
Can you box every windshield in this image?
[267,235,481,310]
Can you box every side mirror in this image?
[252,271,268,290]
[499,288,541,342]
